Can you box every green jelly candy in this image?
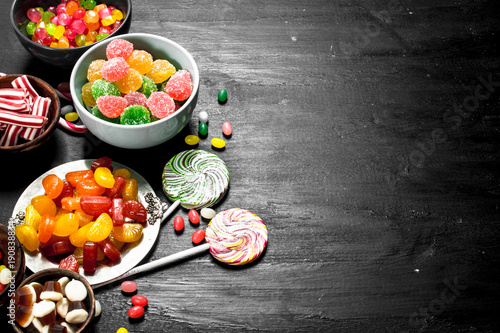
[26,22,36,36]
[96,33,109,42]
[139,76,157,98]
[218,89,227,102]
[120,105,152,125]
[41,11,55,23]
[198,122,208,136]
[92,106,120,124]
[84,0,96,10]
[91,79,121,100]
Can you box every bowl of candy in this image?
[70,33,199,149]
[0,224,26,308]
[10,0,132,68]
[10,268,96,333]
[0,74,61,153]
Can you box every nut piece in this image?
[40,281,63,302]
[65,279,87,302]
[65,301,89,324]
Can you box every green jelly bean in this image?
[218,89,227,102]
[198,122,208,136]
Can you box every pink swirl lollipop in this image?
[205,208,268,265]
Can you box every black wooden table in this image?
[1,0,499,332]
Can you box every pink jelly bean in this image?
[121,281,137,293]
[222,122,232,136]
[101,57,129,82]
[173,216,184,231]
[146,92,175,119]
[165,70,193,102]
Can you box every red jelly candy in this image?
[121,281,137,293]
[91,156,113,172]
[123,200,147,223]
[106,39,134,59]
[97,238,121,262]
[58,254,79,273]
[192,229,205,244]
[146,92,175,119]
[124,91,148,107]
[131,295,148,307]
[96,95,128,118]
[173,216,184,231]
[101,57,130,82]
[128,305,144,319]
[105,176,126,199]
[188,209,200,224]
[80,196,112,216]
[110,198,125,226]
[165,70,192,102]
[83,241,98,273]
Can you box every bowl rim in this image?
[9,0,132,53]
[10,268,95,333]
[69,32,200,129]
[0,74,61,152]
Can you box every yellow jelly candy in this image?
[25,204,42,231]
[53,213,78,237]
[126,50,153,75]
[112,168,131,179]
[94,167,115,188]
[82,81,97,107]
[146,59,176,84]
[184,135,199,146]
[15,225,40,252]
[122,178,138,201]
[116,68,143,94]
[87,59,106,82]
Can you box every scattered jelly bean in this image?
[184,135,199,146]
[218,89,227,102]
[128,305,145,319]
[188,209,200,224]
[60,105,74,116]
[64,112,79,122]
[121,281,137,293]
[199,111,208,123]
[116,328,128,333]
[173,216,185,231]
[211,137,226,149]
[131,295,148,307]
[198,122,208,136]
[200,207,216,220]
[192,229,205,244]
[222,122,232,136]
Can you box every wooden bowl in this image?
[0,74,61,153]
[11,268,95,333]
[0,224,26,307]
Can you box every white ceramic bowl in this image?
[70,33,199,149]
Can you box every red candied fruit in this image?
[124,91,148,107]
[165,70,192,102]
[106,39,134,59]
[96,95,128,118]
[146,92,175,119]
[101,57,130,82]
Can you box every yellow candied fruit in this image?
[112,168,131,179]
[122,178,138,201]
[25,204,42,231]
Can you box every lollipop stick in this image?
[160,199,180,224]
[93,243,210,289]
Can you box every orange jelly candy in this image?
[86,213,113,242]
[42,174,64,199]
[38,214,56,243]
[31,195,57,216]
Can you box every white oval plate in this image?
[12,159,162,287]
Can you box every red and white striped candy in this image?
[20,96,51,141]
[0,124,23,146]
[0,110,47,128]
[0,73,6,77]
[11,75,39,103]
[0,88,28,100]
[0,97,31,113]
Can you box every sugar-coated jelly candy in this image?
[211,137,226,149]
[124,91,148,107]
[101,57,130,82]
[128,305,144,319]
[120,105,151,125]
[121,281,137,293]
[112,223,143,243]
[87,60,106,82]
[199,111,208,123]
[116,68,143,94]
[92,79,121,99]
[126,50,153,75]
[146,92,175,119]
[184,135,199,146]
[94,167,115,188]
[165,70,192,101]
[138,75,157,98]
[188,209,200,224]
[173,216,184,231]
[81,81,96,107]
[92,105,120,123]
[42,174,64,199]
[218,89,227,102]
[192,229,205,244]
[147,59,176,84]
[198,122,208,136]
[222,121,232,136]
[96,95,128,118]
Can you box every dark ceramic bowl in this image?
[0,224,26,307]
[10,0,132,68]
[0,74,61,153]
[11,268,95,333]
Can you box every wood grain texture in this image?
[1,0,500,332]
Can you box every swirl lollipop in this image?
[161,149,229,218]
[92,208,268,289]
